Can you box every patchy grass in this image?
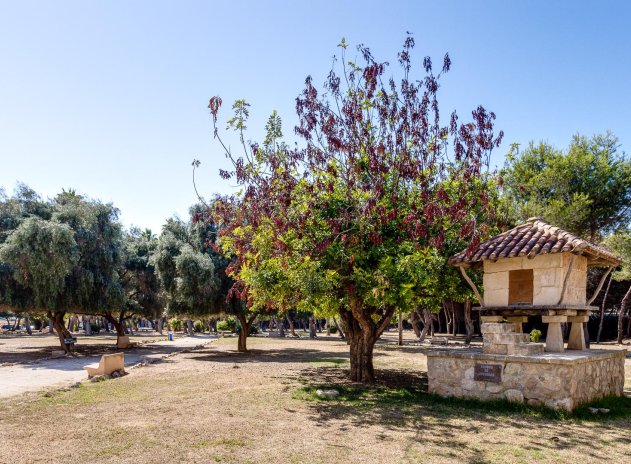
[305,357,348,367]
[1,332,630,464]
[295,384,631,421]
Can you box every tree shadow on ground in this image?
[187,347,372,365]
[294,365,631,463]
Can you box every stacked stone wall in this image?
[427,349,625,411]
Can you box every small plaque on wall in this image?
[474,363,502,383]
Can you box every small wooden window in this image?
[509,269,533,305]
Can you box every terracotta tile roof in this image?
[449,218,623,268]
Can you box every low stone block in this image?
[482,344,508,355]
[485,333,530,345]
[507,343,545,356]
[427,348,625,412]
[316,389,340,399]
[481,323,516,334]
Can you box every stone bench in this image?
[84,353,125,378]
[117,335,135,349]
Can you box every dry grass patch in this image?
[1,334,629,464]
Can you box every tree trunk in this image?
[237,314,256,353]
[102,312,127,347]
[419,308,432,343]
[333,317,345,340]
[83,316,92,336]
[343,303,395,383]
[464,298,474,345]
[597,273,613,343]
[103,313,126,337]
[617,285,631,344]
[158,317,164,335]
[443,301,452,336]
[309,317,317,339]
[187,319,194,336]
[49,311,72,353]
[24,314,32,335]
[409,311,421,339]
[286,314,296,337]
[48,318,55,334]
[397,315,403,346]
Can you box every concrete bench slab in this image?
[84,353,125,378]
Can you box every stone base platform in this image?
[427,349,626,411]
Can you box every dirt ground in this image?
[1,332,630,464]
[0,332,167,365]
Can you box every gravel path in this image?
[0,334,217,398]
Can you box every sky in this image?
[1,1,630,233]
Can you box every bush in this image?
[327,319,338,333]
[530,329,542,342]
[90,322,101,334]
[169,318,183,332]
[193,320,205,333]
[217,317,238,333]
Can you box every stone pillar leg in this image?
[542,316,568,353]
[567,316,589,350]
[506,316,528,334]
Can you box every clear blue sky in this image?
[1,1,630,233]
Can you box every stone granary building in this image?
[449,217,623,352]
[426,218,625,411]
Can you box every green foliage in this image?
[153,206,237,320]
[530,329,542,342]
[52,194,125,314]
[502,133,631,241]
[217,317,237,333]
[0,217,78,310]
[236,321,259,335]
[603,230,631,282]
[120,228,163,319]
[193,320,205,333]
[168,317,183,331]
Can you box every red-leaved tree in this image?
[209,36,502,381]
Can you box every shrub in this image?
[530,329,542,343]
[169,318,183,332]
[90,322,101,334]
[217,317,238,333]
[193,320,205,333]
